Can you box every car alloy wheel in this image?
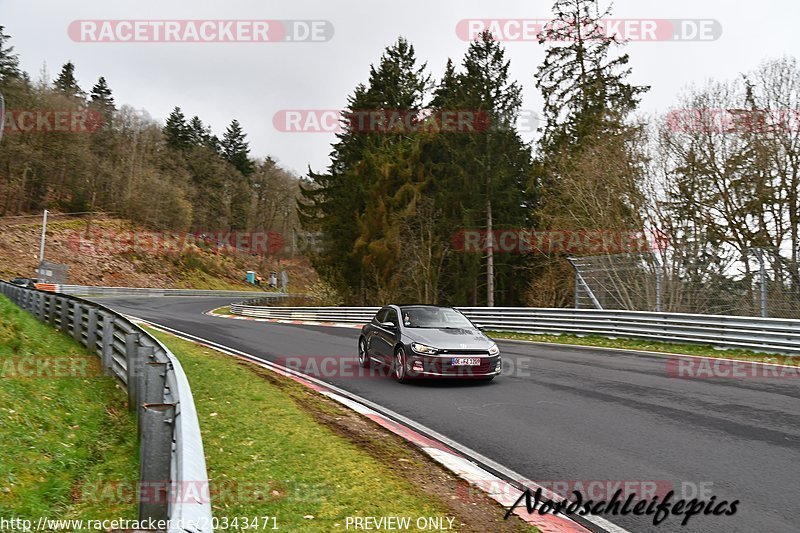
[358,338,370,368]
[394,347,408,383]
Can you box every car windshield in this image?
[401,307,474,329]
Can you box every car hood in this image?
[404,328,494,350]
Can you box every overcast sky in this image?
[2,0,799,175]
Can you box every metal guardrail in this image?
[230,302,800,355]
[57,284,300,299]
[1,281,213,531]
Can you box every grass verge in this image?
[0,295,137,519]
[489,331,799,366]
[174,269,253,291]
[146,327,535,532]
[209,305,234,316]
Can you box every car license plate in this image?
[451,357,481,366]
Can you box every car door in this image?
[366,308,389,363]
[373,307,400,365]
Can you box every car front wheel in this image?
[394,347,409,383]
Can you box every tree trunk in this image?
[486,197,494,307]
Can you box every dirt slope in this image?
[0,216,318,291]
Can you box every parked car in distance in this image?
[9,277,37,289]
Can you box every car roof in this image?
[396,304,453,309]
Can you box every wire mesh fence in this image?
[569,245,800,319]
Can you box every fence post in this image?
[136,345,155,425]
[47,293,57,326]
[143,362,167,405]
[72,302,83,343]
[125,333,141,412]
[138,403,175,523]
[60,298,70,333]
[655,269,663,313]
[100,313,115,376]
[37,292,46,321]
[753,248,769,318]
[86,308,98,354]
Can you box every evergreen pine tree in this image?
[90,77,115,112]
[299,37,430,302]
[431,31,533,306]
[0,26,22,83]
[163,107,192,150]
[221,119,254,176]
[188,116,209,146]
[54,61,84,99]
[535,0,649,151]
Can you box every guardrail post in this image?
[142,362,168,426]
[125,333,142,412]
[136,345,155,424]
[41,292,48,321]
[47,293,57,326]
[60,298,70,333]
[86,308,98,354]
[100,313,115,376]
[138,403,175,523]
[72,302,83,343]
[37,292,46,321]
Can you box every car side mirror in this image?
[380,321,397,331]
[473,324,485,331]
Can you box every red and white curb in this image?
[136,317,601,533]
[205,308,363,329]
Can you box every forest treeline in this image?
[300,0,800,307]
[0,26,299,236]
[2,0,798,309]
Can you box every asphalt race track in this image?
[95,296,800,533]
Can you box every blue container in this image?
[246,271,256,284]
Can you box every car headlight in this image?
[488,343,500,356]
[411,342,438,355]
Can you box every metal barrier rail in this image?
[1,281,213,531]
[56,284,300,299]
[230,302,800,355]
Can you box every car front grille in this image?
[414,356,499,376]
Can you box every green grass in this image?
[146,328,486,531]
[174,268,252,290]
[489,331,799,365]
[0,295,138,519]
